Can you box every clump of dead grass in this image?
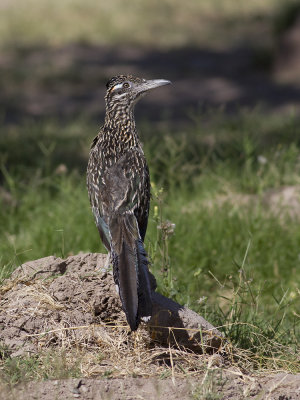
[3,316,298,386]
[20,321,224,380]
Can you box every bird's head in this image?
[105,75,171,111]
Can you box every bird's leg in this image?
[96,252,112,274]
[104,252,112,271]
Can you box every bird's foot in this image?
[96,253,112,274]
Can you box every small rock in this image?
[81,385,88,393]
[70,387,80,394]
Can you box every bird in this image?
[87,75,171,330]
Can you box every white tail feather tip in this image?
[115,284,119,295]
[141,316,151,322]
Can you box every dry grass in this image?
[11,323,226,381]
[1,318,224,382]
[3,319,299,387]
[1,317,298,383]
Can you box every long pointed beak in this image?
[136,79,171,93]
[146,79,171,89]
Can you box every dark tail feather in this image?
[110,213,152,331]
[114,240,139,330]
[136,239,152,321]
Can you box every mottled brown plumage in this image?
[87,75,170,330]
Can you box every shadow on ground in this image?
[1,43,300,128]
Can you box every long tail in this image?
[109,213,152,331]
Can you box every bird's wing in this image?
[101,148,152,330]
[103,150,143,213]
[100,147,149,229]
[87,131,112,250]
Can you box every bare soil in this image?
[0,253,299,400]
[3,372,300,400]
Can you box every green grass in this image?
[0,0,291,49]
[0,110,300,374]
[0,350,81,385]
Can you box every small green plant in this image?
[103,369,113,378]
[148,182,177,300]
[192,369,227,400]
[1,356,40,385]
[0,351,81,386]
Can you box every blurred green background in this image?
[0,0,300,366]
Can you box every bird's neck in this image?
[104,104,139,148]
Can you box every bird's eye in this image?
[122,82,130,89]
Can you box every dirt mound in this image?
[1,43,300,128]
[0,252,222,358]
[0,253,123,357]
[1,253,299,400]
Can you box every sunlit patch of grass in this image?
[0,0,284,49]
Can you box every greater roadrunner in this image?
[87,75,171,330]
